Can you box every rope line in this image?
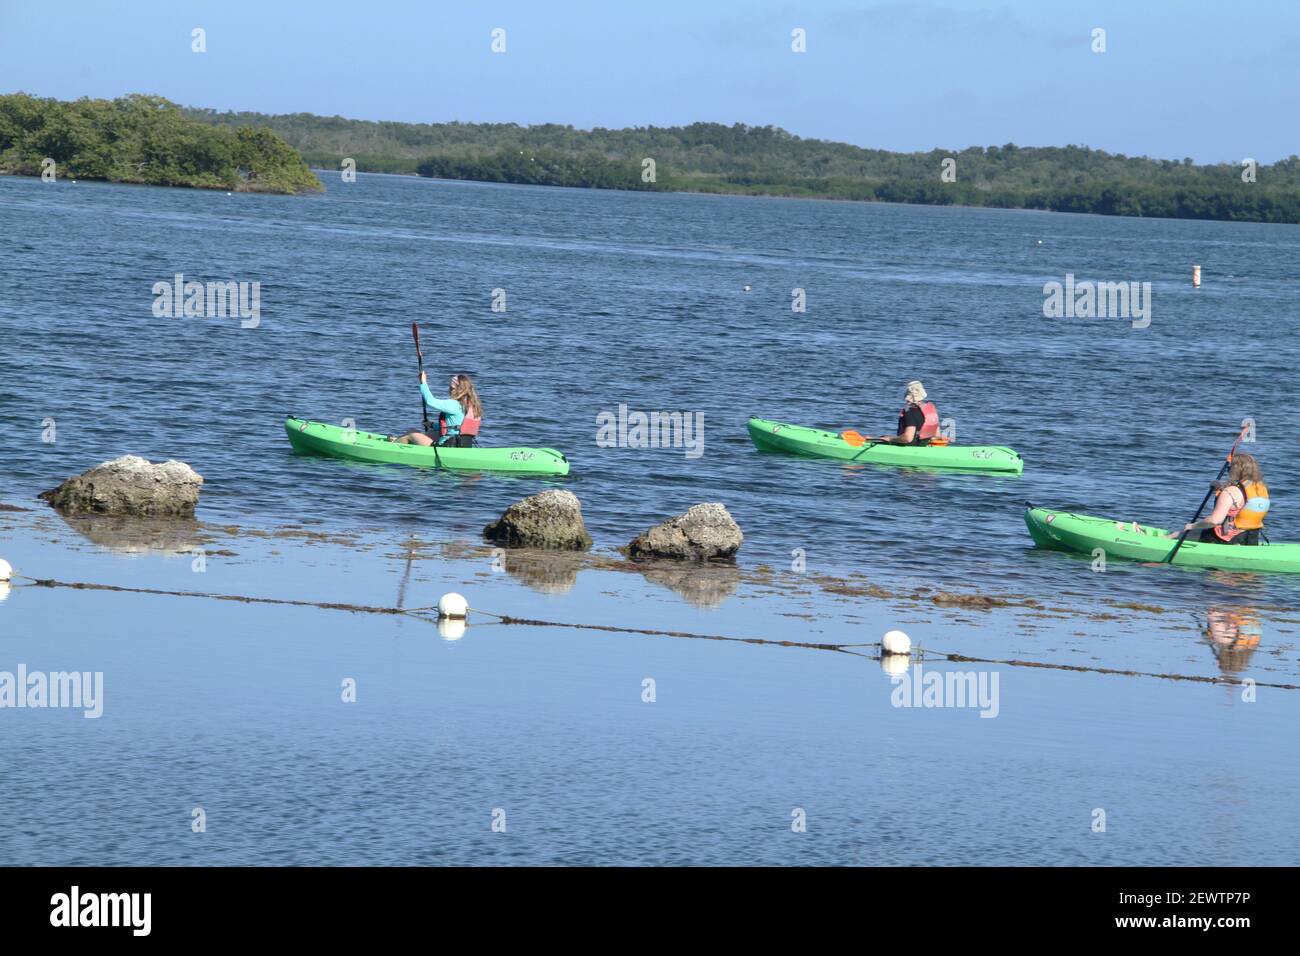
[15,575,438,616]
[8,575,1294,689]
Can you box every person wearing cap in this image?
[863,380,942,445]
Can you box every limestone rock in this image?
[39,455,203,517]
[484,489,592,551]
[627,503,742,562]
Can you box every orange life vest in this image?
[899,401,940,442]
[1215,480,1269,541]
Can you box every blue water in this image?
[2,171,1300,865]
[3,171,1300,612]
[0,515,1294,866]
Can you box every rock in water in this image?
[628,503,743,562]
[484,489,592,551]
[38,455,204,517]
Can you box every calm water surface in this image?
[0,515,1294,866]
[3,171,1300,613]
[1,172,1298,865]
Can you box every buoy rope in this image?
[468,608,864,651]
[471,611,1299,689]
[911,646,1296,689]
[6,575,1294,689]
[11,574,440,616]
[4,575,877,651]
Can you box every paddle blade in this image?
[841,430,867,447]
[411,322,423,358]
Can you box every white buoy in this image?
[226,192,232,197]
[1036,239,1042,245]
[743,285,751,292]
[0,558,11,582]
[881,629,911,656]
[1192,264,1202,288]
[438,617,466,641]
[437,591,469,619]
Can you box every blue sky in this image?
[2,0,1297,162]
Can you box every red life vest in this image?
[899,401,940,441]
[439,409,481,438]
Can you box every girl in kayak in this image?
[1170,453,1270,545]
[864,380,941,445]
[390,372,483,447]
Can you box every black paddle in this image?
[1165,426,1249,564]
[411,322,430,434]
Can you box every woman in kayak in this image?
[1170,453,1270,545]
[864,380,941,445]
[390,372,483,447]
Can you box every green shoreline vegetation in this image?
[4,93,1298,221]
[187,107,1300,223]
[0,93,322,194]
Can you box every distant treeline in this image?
[0,93,322,194]
[195,107,1300,222]
[416,150,653,190]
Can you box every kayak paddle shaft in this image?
[411,322,430,433]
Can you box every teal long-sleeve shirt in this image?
[420,383,465,433]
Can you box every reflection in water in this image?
[502,550,581,594]
[497,548,740,606]
[437,617,467,641]
[395,535,418,609]
[53,513,203,555]
[636,563,739,608]
[880,654,909,678]
[1202,606,1262,675]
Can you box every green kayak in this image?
[747,418,1023,473]
[285,417,570,476]
[1025,507,1300,573]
